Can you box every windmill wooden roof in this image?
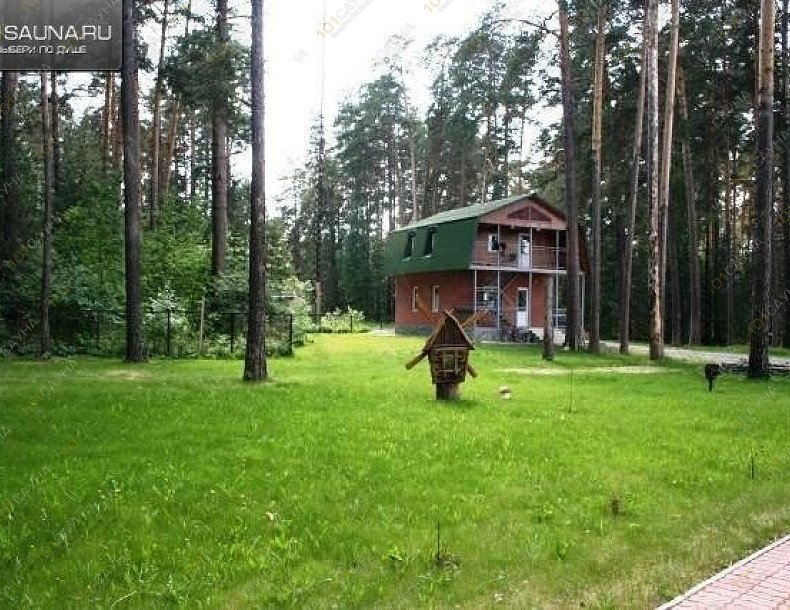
[422,311,475,351]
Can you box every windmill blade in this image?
[405,351,428,370]
[461,309,488,328]
[414,296,434,324]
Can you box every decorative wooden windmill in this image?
[405,299,486,400]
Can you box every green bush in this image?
[318,308,370,334]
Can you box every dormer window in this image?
[404,232,416,258]
[424,228,437,256]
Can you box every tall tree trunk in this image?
[112,75,123,168]
[102,72,113,170]
[559,0,581,350]
[646,0,662,359]
[50,73,61,190]
[122,0,147,363]
[410,130,419,222]
[655,0,679,355]
[783,0,790,349]
[668,209,682,345]
[39,72,53,358]
[1,71,20,263]
[314,122,327,294]
[589,4,607,354]
[244,0,268,381]
[749,0,775,377]
[724,147,735,345]
[712,166,722,343]
[189,116,196,201]
[659,0,680,279]
[620,42,647,355]
[503,113,511,198]
[161,99,179,200]
[702,200,716,345]
[676,65,701,344]
[150,0,169,230]
[211,0,229,276]
[160,0,190,204]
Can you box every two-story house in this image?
[383,193,589,340]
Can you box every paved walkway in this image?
[659,535,790,609]
[603,342,790,367]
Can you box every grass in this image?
[1,334,789,608]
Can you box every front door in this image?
[518,234,531,269]
[517,288,529,328]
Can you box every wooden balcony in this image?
[472,244,567,271]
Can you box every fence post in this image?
[350,312,354,333]
[166,309,172,357]
[288,314,294,355]
[230,312,236,354]
[198,297,205,357]
[96,310,101,352]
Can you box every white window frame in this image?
[487,233,498,252]
[412,287,419,312]
[431,285,440,313]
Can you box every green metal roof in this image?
[390,193,528,233]
[383,217,478,275]
[383,194,533,276]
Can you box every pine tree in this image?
[244,0,268,381]
[122,0,147,362]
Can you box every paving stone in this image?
[659,535,790,609]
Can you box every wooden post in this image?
[543,276,555,361]
[496,225,501,333]
[198,297,205,357]
[166,308,172,356]
[580,276,586,343]
[473,269,478,338]
[288,314,294,355]
[230,312,236,354]
[436,383,459,401]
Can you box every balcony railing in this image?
[472,245,567,270]
[437,303,568,331]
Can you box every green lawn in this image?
[1,335,789,608]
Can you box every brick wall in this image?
[394,271,473,327]
[394,271,550,330]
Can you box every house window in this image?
[412,287,419,312]
[476,288,499,312]
[404,232,415,258]
[487,233,499,252]
[424,228,437,256]
[432,285,440,313]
